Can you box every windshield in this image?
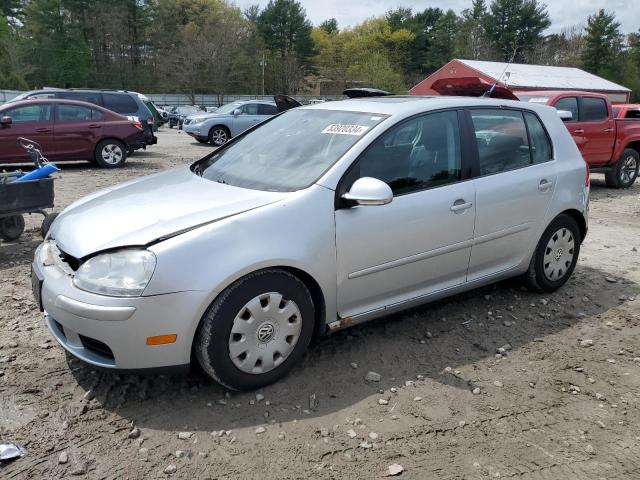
[215,102,243,115]
[196,109,388,192]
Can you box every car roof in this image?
[516,90,609,99]
[1,98,116,113]
[300,95,549,116]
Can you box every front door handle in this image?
[603,128,614,133]
[35,127,51,133]
[450,199,473,213]
[573,129,585,134]
[538,179,553,192]
[88,124,101,129]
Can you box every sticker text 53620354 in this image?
[322,124,370,136]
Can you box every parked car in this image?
[0,99,146,168]
[516,91,640,188]
[34,96,588,390]
[168,106,200,129]
[613,104,640,119]
[183,98,298,146]
[156,106,170,124]
[9,89,157,150]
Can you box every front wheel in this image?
[208,126,230,147]
[524,214,581,293]
[95,139,127,168]
[605,148,639,188]
[195,269,315,390]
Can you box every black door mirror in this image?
[0,116,12,128]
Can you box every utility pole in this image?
[260,53,266,97]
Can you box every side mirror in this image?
[1,116,12,127]
[342,177,393,206]
[233,108,242,116]
[557,110,573,121]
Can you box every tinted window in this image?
[56,105,94,121]
[357,110,461,195]
[5,104,52,123]
[57,91,101,106]
[470,109,530,175]
[524,112,552,163]
[91,109,105,121]
[199,109,387,192]
[554,97,578,122]
[258,104,278,115]
[240,103,258,115]
[582,97,608,121]
[625,110,640,119]
[103,93,138,114]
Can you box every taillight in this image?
[132,120,143,130]
[148,115,154,125]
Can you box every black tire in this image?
[524,214,581,293]
[195,269,315,391]
[208,126,230,147]
[94,139,127,168]
[41,212,59,239]
[196,138,209,144]
[0,215,25,241]
[605,148,639,188]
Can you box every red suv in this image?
[0,99,147,168]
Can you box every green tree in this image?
[457,0,488,59]
[581,9,623,77]
[320,18,338,35]
[484,0,550,62]
[257,0,314,94]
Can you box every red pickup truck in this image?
[517,91,640,188]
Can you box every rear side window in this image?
[57,105,93,121]
[554,97,578,122]
[582,97,608,121]
[357,110,461,195]
[103,93,138,114]
[258,104,278,115]
[625,110,640,119]
[524,112,552,163]
[57,91,101,106]
[5,104,52,123]
[470,109,531,175]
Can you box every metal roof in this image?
[458,59,631,93]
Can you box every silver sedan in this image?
[33,96,589,390]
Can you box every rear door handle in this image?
[35,127,51,133]
[538,179,553,192]
[573,129,585,134]
[88,124,101,129]
[450,200,473,213]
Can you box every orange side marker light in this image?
[146,334,177,346]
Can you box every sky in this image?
[233,0,639,34]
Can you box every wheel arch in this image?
[208,124,231,137]
[559,208,587,243]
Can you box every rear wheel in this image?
[0,215,25,241]
[605,148,639,188]
[195,269,314,390]
[524,214,581,292]
[95,139,127,168]
[208,126,230,147]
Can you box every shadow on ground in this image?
[68,263,639,433]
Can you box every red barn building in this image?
[410,59,631,104]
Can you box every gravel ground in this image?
[1,127,640,479]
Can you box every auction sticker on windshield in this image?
[322,124,370,135]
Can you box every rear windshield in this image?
[103,93,138,114]
[196,109,388,192]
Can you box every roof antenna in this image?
[483,47,517,98]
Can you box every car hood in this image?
[51,167,287,258]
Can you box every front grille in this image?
[79,335,114,360]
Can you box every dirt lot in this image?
[1,127,640,479]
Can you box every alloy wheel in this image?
[620,155,638,185]
[543,227,575,281]
[228,292,302,374]
[210,128,228,146]
[101,144,123,165]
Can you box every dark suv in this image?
[9,89,157,150]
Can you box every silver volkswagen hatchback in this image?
[33,97,589,390]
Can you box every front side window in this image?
[554,97,578,122]
[197,109,387,192]
[581,97,608,121]
[57,105,93,121]
[5,104,52,123]
[355,110,461,195]
[524,112,552,163]
[240,103,258,115]
[470,109,531,175]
